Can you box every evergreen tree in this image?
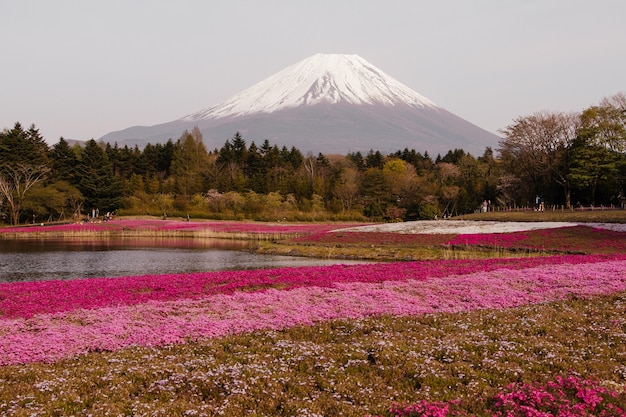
[0,122,50,171]
[106,143,138,180]
[75,139,122,214]
[50,137,78,183]
[25,124,51,166]
[215,132,249,192]
[287,146,304,171]
[440,148,467,164]
[136,143,158,177]
[347,151,366,171]
[359,168,389,219]
[365,150,384,169]
[157,140,175,176]
[230,132,247,166]
[245,141,264,192]
[264,143,285,193]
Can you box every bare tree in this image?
[434,162,460,187]
[497,174,522,208]
[498,111,578,208]
[0,164,50,225]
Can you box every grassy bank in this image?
[252,240,549,261]
[456,208,626,223]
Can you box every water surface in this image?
[0,237,365,282]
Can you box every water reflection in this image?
[0,236,251,252]
[0,237,365,283]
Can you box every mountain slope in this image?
[101,54,500,155]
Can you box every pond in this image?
[0,237,366,283]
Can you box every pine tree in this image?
[75,140,122,214]
[50,137,78,183]
[0,122,50,171]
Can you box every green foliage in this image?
[49,137,77,183]
[569,137,621,205]
[360,168,390,219]
[22,181,82,222]
[0,122,50,170]
[416,203,440,220]
[568,100,626,206]
[75,140,122,214]
[170,128,210,196]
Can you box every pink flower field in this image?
[1,254,625,366]
[2,219,626,415]
[1,254,617,320]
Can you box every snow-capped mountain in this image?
[182,54,437,120]
[100,54,500,155]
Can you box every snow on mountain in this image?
[181,53,438,121]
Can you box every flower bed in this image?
[379,375,626,416]
[447,225,626,254]
[0,219,356,237]
[291,224,626,255]
[1,255,625,366]
[1,254,621,320]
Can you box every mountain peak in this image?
[100,54,500,156]
[181,53,438,121]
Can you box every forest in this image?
[0,93,624,225]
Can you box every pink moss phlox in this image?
[447,226,626,254]
[296,225,626,254]
[2,258,626,365]
[2,254,623,320]
[446,232,529,247]
[0,219,355,235]
[157,221,354,235]
[491,374,626,416]
[387,399,467,417]
[376,375,626,416]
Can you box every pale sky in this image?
[1,0,625,145]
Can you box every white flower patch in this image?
[332,220,625,234]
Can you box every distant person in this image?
[535,195,541,211]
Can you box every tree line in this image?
[0,93,624,225]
